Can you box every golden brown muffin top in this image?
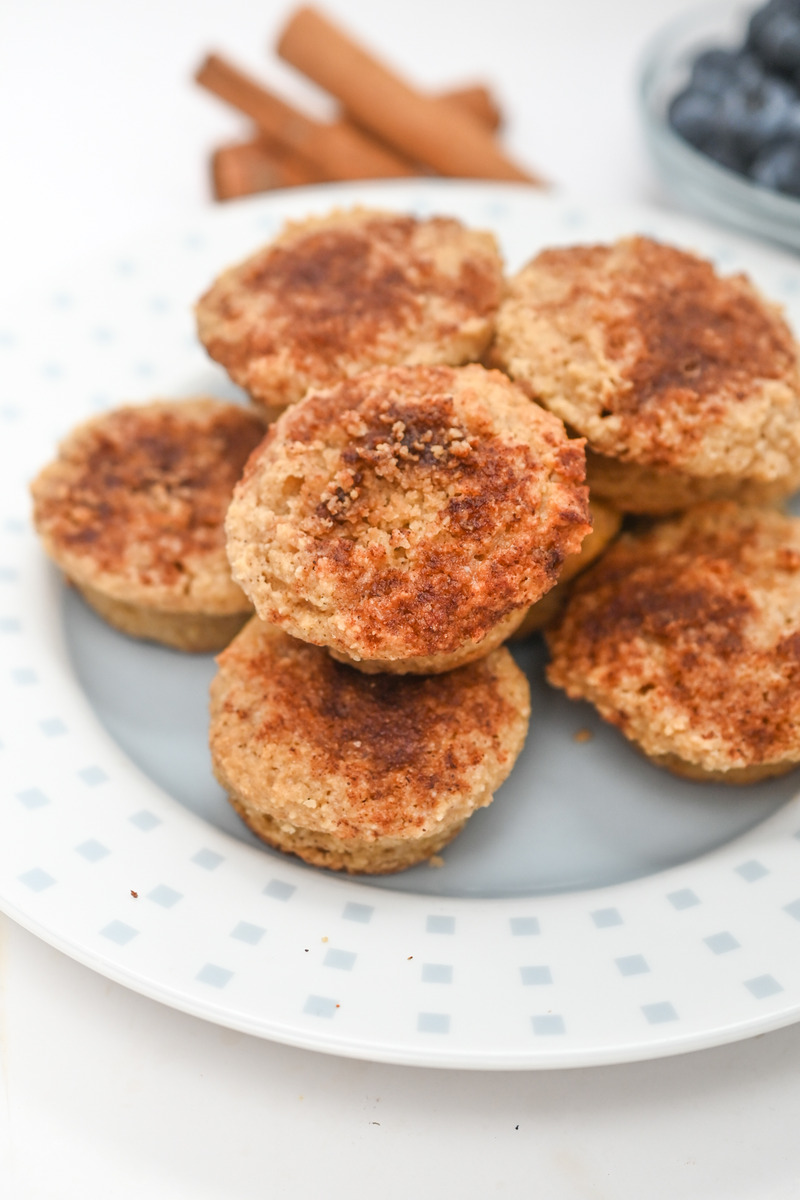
[31,399,266,613]
[210,620,530,840]
[196,207,504,413]
[546,502,800,773]
[225,363,590,662]
[492,236,800,480]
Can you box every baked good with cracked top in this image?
[31,398,266,652]
[491,236,800,514]
[225,362,590,673]
[209,618,531,873]
[546,501,800,782]
[512,497,622,638]
[195,206,504,421]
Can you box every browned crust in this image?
[31,399,266,617]
[546,501,800,777]
[225,363,590,663]
[195,207,504,413]
[492,236,800,484]
[209,619,531,873]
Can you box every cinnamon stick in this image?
[211,78,504,201]
[212,137,325,200]
[276,7,543,184]
[344,84,504,166]
[343,85,503,138]
[436,85,503,133]
[196,53,416,181]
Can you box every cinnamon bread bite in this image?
[195,207,504,420]
[209,619,531,873]
[225,363,590,673]
[491,236,800,514]
[31,399,266,651]
[546,502,800,782]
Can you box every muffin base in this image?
[649,751,798,786]
[224,786,472,874]
[327,608,527,674]
[77,581,252,653]
[586,449,800,516]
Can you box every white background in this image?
[3,2,800,1197]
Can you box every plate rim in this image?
[3,177,800,1070]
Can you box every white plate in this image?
[3,179,800,1070]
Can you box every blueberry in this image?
[703,135,750,174]
[748,3,800,73]
[718,73,796,160]
[668,89,751,173]
[750,137,800,192]
[668,88,723,147]
[779,97,800,135]
[689,49,758,95]
[749,0,800,28]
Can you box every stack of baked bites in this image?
[200,207,594,872]
[32,206,800,878]
[491,233,800,783]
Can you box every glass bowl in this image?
[639,1,800,250]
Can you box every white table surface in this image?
[3,2,800,1197]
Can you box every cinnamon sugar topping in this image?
[225,363,589,667]
[209,619,530,872]
[492,236,800,486]
[547,502,800,774]
[32,399,265,610]
[196,208,504,416]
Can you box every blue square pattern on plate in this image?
[705,932,740,955]
[422,963,453,984]
[591,907,623,929]
[75,839,110,863]
[426,915,455,935]
[230,921,265,946]
[196,964,234,989]
[263,880,295,902]
[100,920,138,946]
[616,955,650,977]
[304,995,338,1019]
[418,1012,450,1035]
[323,948,357,971]
[147,884,182,909]
[342,902,373,924]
